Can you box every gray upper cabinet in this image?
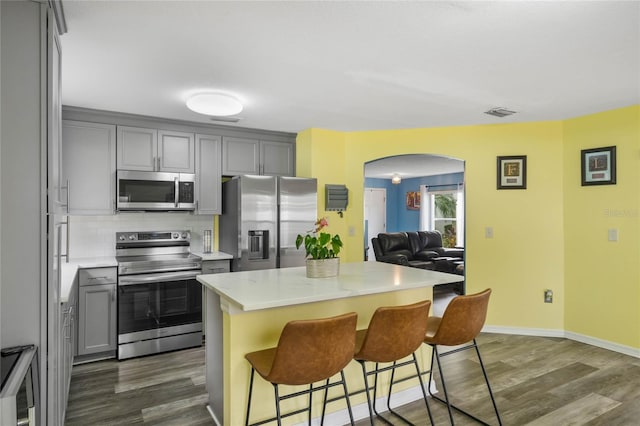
[116,126,157,171]
[222,137,260,175]
[195,134,222,214]
[117,126,195,172]
[62,120,116,214]
[261,140,295,176]
[222,137,294,176]
[158,130,195,173]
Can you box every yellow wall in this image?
[296,105,640,350]
[563,106,640,348]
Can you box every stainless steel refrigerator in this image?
[219,175,318,271]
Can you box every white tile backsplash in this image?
[68,213,215,258]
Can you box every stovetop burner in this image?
[115,230,201,275]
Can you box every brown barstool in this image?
[244,312,357,426]
[423,288,502,425]
[354,300,434,426]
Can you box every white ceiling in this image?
[60,1,639,177]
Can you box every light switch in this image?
[485,227,494,239]
[348,226,355,237]
[608,228,618,242]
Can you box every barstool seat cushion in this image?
[245,312,357,386]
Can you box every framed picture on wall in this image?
[581,146,616,186]
[497,155,527,189]
[406,191,420,210]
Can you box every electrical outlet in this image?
[544,289,553,303]
[485,227,494,239]
[608,228,618,242]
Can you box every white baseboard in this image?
[565,331,640,358]
[206,404,221,426]
[482,325,640,358]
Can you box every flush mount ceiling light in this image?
[391,174,402,184]
[186,92,243,116]
[484,107,517,118]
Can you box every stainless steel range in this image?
[116,230,202,360]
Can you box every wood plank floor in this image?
[66,291,640,425]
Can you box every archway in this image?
[363,154,465,261]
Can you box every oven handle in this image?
[118,270,201,286]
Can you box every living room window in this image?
[419,184,464,247]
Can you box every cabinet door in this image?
[62,120,116,214]
[261,141,295,176]
[158,130,195,173]
[78,284,116,355]
[48,23,63,214]
[195,134,222,214]
[117,126,158,171]
[222,137,260,175]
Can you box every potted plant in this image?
[295,217,343,278]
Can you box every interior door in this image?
[364,188,386,261]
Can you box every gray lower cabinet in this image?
[222,137,294,176]
[202,259,231,274]
[200,260,230,337]
[77,268,117,356]
[62,120,116,214]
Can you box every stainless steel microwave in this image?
[116,170,195,211]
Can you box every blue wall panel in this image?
[365,172,464,232]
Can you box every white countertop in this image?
[191,250,234,261]
[60,257,118,303]
[197,261,463,312]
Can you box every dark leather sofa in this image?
[371,230,464,275]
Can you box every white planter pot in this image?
[306,258,340,278]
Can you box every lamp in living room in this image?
[391,173,402,184]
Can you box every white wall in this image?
[68,213,215,258]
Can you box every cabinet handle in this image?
[112,288,115,302]
[88,276,109,281]
[65,218,70,263]
[59,180,71,213]
[157,156,161,171]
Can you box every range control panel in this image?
[116,231,191,243]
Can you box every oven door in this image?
[117,270,202,338]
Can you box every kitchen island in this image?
[197,261,463,426]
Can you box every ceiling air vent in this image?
[209,116,242,123]
[484,107,517,118]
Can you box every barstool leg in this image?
[358,361,375,426]
[340,370,356,425]
[432,345,455,425]
[308,383,313,425]
[412,353,435,425]
[474,340,503,426]
[273,384,283,426]
[245,368,256,426]
[372,363,383,418]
